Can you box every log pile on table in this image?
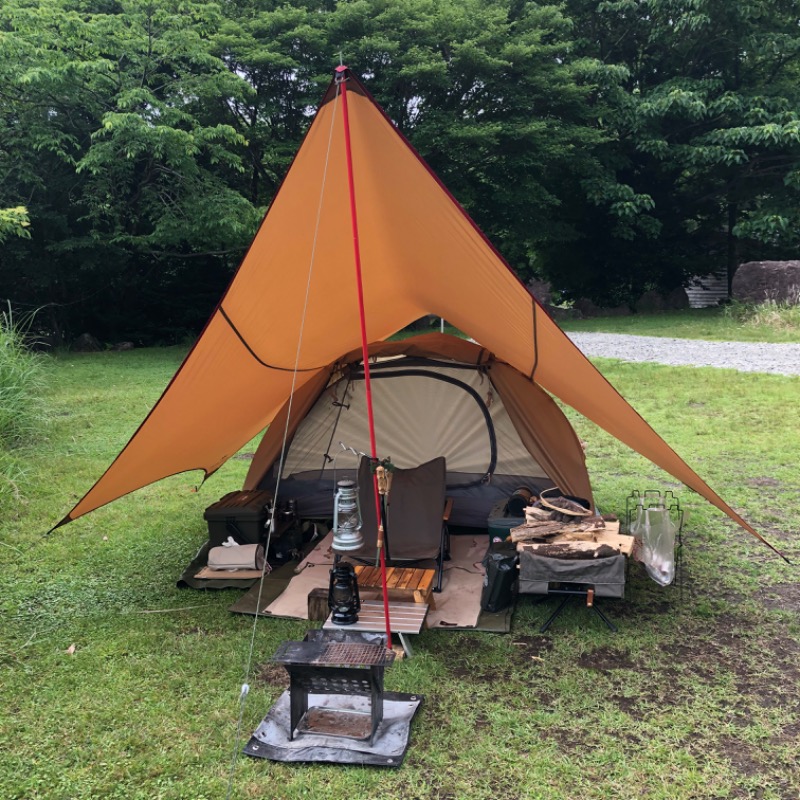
[503,489,633,559]
[509,516,608,544]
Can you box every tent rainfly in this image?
[55,68,785,561]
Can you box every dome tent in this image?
[242,334,592,528]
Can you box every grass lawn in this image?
[2,345,799,799]
[557,307,800,343]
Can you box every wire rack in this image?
[625,490,685,600]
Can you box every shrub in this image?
[0,309,46,507]
[723,293,800,332]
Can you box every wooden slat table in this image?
[354,566,436,608]
[323,599,429,657]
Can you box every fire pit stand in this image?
[272,634,395,746]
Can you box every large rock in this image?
[665,286,691,310]
[527,279,552,307]
[574,298,631,317]
[733,261,800,304]
[634,288,691,313]
[635,290,666,313]
[71,333,102,352]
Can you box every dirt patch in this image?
[713,735,767,773]
[757,583,800,612]
[754,521,796,544]
[509,635,555,662]
[254,661,288,688]
[577,645,636,671]
[427,633,516,683]
[775,720,800,744]
[746,476,782,488]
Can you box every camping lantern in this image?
[331,479,363,553]
[328,560,361,625]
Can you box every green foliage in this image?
[0,0,262,343]
[2,0,800,335]
[0,206,30,242]
[0,308,46,511]
[555,0,800,302]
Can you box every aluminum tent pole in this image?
[336,65,393,645]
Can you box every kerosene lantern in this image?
[328,560,361,625]
[331,479,363,552]
[328,479,363,625]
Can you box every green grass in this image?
[2,346,799,799]
[558,306,800,342]
[0,310,48,512]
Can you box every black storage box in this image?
[204,490,273,548]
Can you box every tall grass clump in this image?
[723,288,800,332]
[0,309,46,506]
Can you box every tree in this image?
[565,0,800,301]
[0,0,260,342]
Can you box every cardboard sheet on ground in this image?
[233,534,491,629]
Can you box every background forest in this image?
[2,0,800,344]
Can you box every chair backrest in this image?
[356,456,446,561]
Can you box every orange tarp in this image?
[57,70,781,558]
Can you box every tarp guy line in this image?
[224,80,341,799]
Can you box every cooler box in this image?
[204,490,273,548]
[486,499,525,545]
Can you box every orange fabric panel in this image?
[489,362,593,503]
[61,73,774,556]
[220,94,424,368]
[67,313,315,520]
[243,367,332,490]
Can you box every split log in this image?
[510,522,566,542]
[509,518,606,544]
[525,506,553,522]
[523,543,620,560]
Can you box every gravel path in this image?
[566,332,800,376]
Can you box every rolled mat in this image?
[208,543,265,571]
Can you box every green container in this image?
[486,499,524,545]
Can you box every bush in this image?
[0,309,46,506]
[723,297,800,332]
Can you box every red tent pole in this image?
[337,66,392,645]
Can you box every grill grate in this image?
[272,639,394,669]
[320,642,393,667]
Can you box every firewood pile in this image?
[509,488,618,545]
[509,516,609,544]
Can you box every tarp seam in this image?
[219,306,321,372]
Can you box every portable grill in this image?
[272,636,395,745]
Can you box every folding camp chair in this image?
[354,456,451,592]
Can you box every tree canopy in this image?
[1,0,799,342]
